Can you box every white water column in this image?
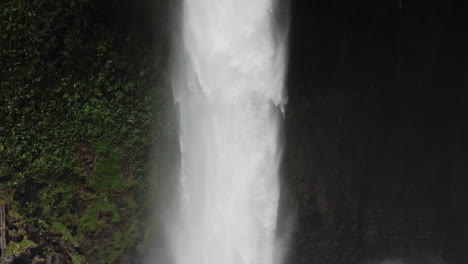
[166,0,288,264]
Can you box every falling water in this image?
[167,0,288,264]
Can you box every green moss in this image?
[72,254,85,264]
[114,219,139,250]
[77,196,121,240]
[92,219,140,263]
[93,139,123,160]
[52,222,77,244]
[123,193,138,209]
[39,184,82,225]
[4,239,36,257]
[91,158,124,192]
[50,222,85,263]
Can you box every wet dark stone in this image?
[0,256,15,264]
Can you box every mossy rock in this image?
[4,239,36,257]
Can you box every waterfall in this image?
[165,0,289,263]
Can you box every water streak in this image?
[167,1,288,263]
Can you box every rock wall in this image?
[284,0,468,263]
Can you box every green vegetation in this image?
[52,222,78,244]
[72,254,85,264]
[4,239,36,257]
[0,0,169,262]
[77,195,121,239]
[91,157,125,192]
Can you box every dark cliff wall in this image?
[284,0,468,263]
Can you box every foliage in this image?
[52,222,78,244]
[72,254,85,264]
[77,195,121,240]
[4,239,36,257]
[39,183,84,226]
[0,0,168,262]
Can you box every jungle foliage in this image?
[0,0,168,262]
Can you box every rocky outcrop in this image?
[0,207,70,264]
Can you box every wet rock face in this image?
[284,94,468,264]
[285,0,468,263]
[0,256,15,264]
